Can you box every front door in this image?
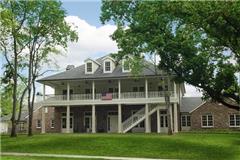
[160,111,168,133]
[61,112,74,133]
[107,112,118,133]
[84,112,92,133]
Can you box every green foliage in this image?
[0,0,78,136]
[101,1,240,106]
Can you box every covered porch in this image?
[40,103,179,134]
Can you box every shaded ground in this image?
[1,132,240,160]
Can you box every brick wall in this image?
[191,102,240,130]
[31,107,57,133]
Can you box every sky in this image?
[0,0,202,97]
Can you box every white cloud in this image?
[40,16,202,97]
[54,16,118,68]
[184,84,202,97]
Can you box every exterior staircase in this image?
[122,105,160,133]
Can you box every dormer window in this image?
[84,58,100,74]
[104,61,111,73]
[86,62,92,73]
[122,60,130,72]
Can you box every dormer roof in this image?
[84,58,101,66]
[102,55,116,62]
[37,54,168,83]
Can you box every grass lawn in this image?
[1,132,240,160]
[1,156,101,160]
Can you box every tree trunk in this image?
[10,38,18,137]
[167,104,173,135]
[28,107,33,136]
[17,86,28,122]
[27,52,33,136]
[29,77,36,136]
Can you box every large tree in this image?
[0,0,78,137]
[101,1,240,108]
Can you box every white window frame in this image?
[229,114,240,127]
[61,112,73,129]
[19,122,25,131]
[201,114,214,128]
[36,119,41,128]
[122,59,130,73]
[84,111,92,131]
[104,60,112,73]
[50,119,54,128]
[86,62,93,74]
[181,115,191,127]
[45,107,48,113]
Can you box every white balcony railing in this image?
[121,92,145,99]
[45,91,174,102]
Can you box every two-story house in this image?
[36,55,185,134]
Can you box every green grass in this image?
[1,156,101,160]
[1,132,240,160]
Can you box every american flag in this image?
[102,93,112,100]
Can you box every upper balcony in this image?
[41,77,179,106]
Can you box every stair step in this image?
[122,106,160,133]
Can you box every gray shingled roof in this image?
[37,55,166,83]
[180,97,204,113]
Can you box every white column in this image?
[92,81,95,100]
[67,82,70,101]
[92,105,96,133]
[174,103,178,133]
[174,82,177,98]
[41,106,45,134]
[43,84,46,101]
[145,79,148,98]
[118,79,121,99]
[157,108,161,133]
[66,105,70,133]
[169,104,173,132]
[118,104,122,133]
[145,104,150,133]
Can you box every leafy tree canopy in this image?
[101,1,240,108]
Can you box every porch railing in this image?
[45,91,174,101]
[121,92,145,99]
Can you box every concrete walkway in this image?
[1,152,176,160]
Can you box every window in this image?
[202,114,213,127]
[86,62,92,73]
[132,86,144,92]
[160,115,168,127]
[229,114,240,127]
[122,60,130,72]
[84,112,92,130]
[181,115,191,127]
[158,86,163,91]
[61,112,73,129]
[51,119,54,128]
[45,107,48,113]
[19,122,25,131]
[36,120,41,128]
[85,88,91,94]
[133,87,138,92]
[139,86,145,92]
[108,88,114,93]
[105,61,111,72]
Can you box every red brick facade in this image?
[31,107,58,133]
[190,102,240,130]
